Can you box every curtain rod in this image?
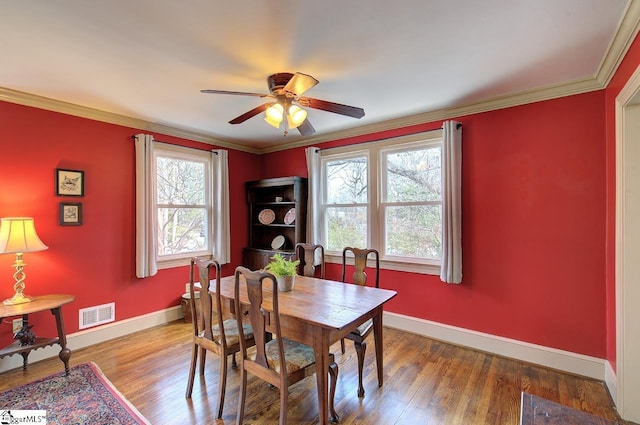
[315,122,461,152]
[130,135,218,154]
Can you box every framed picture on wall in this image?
[59,202,83,226]
[55,168,84,197]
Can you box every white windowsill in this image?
[325,253,440,276]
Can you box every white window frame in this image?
[319,130,443,275]
[153,143,213,269]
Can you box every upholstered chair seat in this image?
[211,319,253,347]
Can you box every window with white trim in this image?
[154,144,213,265]
[320,130,443,274]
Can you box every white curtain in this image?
[305,146,322,244]
[440,121,463,284]
[211,149,230,264]
[134,133,158,278]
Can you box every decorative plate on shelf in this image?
[271,235,285,250]
[258,209,275,225]
[284,208,296,225]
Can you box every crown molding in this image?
[0,74,604,157]
[596,0,640,87]
[3,1,639,157]
[260,76,603,154]
[0,87,260,154]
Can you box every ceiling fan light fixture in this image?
[264,114,281,129]
[265,103,284,121]
[264,102,284,128]
[287,104,307,128]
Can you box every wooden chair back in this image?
[189,258,225,347]
[234,267,284,380]
[294,243,325,278]
[234,266,339,423]
[188,257,255,418]
[341,247,380,288]
[340,247,381,397]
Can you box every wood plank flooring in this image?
[0,321,626,424]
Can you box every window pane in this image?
[326,157,367,204]
[385,147,441,202]
[326,206,367,251]
[157,157,205,205]
[386,205,441,259]
[157,207,207,255]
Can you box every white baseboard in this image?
[605,360,618,406]
[0,306,613,385]
[0,305,183,374]
[384,311,608,381]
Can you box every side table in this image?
[0,294,75,375]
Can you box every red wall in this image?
[4,50,635,360]
[0,101,260,345]
[262,91,608,357]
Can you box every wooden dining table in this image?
[211,273,397,424]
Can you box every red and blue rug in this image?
[0,362,150,425]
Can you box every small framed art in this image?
[59,202,83,226]
[55,168,84,197]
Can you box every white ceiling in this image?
[0,1,634,152]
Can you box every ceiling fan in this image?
[201,72,365,136]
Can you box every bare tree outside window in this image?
[325,157,367,250]
[383,146,442,259]
[322,140,443,264]
[156,156,208,256]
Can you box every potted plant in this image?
[264,253,300,292]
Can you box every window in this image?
[325,153,369,250]
[381,144,442,260]
[320,130,443,274]
[154,144,213,267]
[135,134,229,278]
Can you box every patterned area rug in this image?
[0,362,150,425]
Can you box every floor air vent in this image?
[79,302,115,329]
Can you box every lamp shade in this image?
[0,217,48,254]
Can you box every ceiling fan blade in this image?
[297,119,315,136]
[229,103,269,124]
[201,89,270,97]
[299,97,365,119]
[284,72,319,97]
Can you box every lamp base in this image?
[3,293,35,305]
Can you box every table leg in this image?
[20,352,28,371]
[313,328,330,425]
[50,307,72,375]
[372,307,384,388]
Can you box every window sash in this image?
[319,130,443,274]
[380,143,443,261]
[153,144,213,263]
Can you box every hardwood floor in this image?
[0,320,625,424]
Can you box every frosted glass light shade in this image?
[287,105,307,128]
[264,103,284,128]
[265,103,284,121]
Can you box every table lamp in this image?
[0,217,48,305]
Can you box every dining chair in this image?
[341,247,380,398]
[185,258,255,419]
[234,266,339,425]
[294,243,325,278]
